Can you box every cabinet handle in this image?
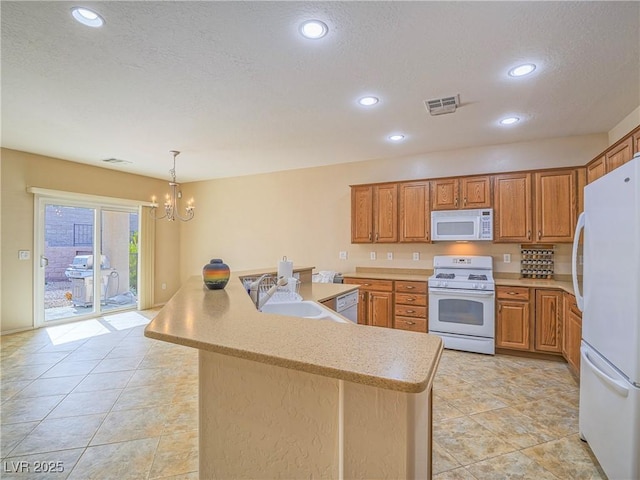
[527,230,531,240]
[406,297,415,301]
[538,230,541,240]
[375,232,379,241]
[405,286,415,289]
[507,291,517,295]
[455,198,458,208]
[368,232,372,241]
[406,321,415,325]
[499,305,502,313]
[363,283,371,286]
[463,197,467,206]
[406,310,415,314]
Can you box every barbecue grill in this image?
[64,255,114,306]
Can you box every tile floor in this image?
[1,310,605,479]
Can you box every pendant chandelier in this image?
[150,150,194,222]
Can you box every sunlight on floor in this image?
[45,312,151,345]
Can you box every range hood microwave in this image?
[431,208,493,242]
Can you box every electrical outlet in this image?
[370,252,376,260]
[412,252,420,261]
[339,251,347,260]
[18,250,30,260]
[387,252,393,260]
[503,254,511,263]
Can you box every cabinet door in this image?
[351,186,373,243]
[534,170,577,243]
[633,129,640,155]
[460,176,491,209]
[563,292,582,375]
[496,300,530,350]
[431,178,459,210]
[369,291,393,328]
[399,181,430,242]
[606,136,633,172]
[493,173,533,243]
[535,290,563,353]
[373,184,398,243]
[357,291,368,325]
[586,156,606,184]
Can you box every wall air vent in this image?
[425,94,460,116]
[102,158,132,164]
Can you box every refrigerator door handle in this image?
[581,347,629,397]
[572,212,585,312]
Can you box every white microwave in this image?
[431,208,493,241]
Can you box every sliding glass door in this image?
[36,198,139,325]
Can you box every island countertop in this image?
[144,271,443,393]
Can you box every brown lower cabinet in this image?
[344,278,393,328]
[562,292,582,376]
[394,280,428,333]
[496,286,564,356]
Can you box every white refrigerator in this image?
[572,153,640,480]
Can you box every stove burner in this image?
[436,273,455,279]
[468,274,487,281]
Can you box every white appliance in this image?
[571,153,640,480]
[336,290,358,323]
[428,255,495,354]
[431,208,493,241]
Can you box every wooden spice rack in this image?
[520,245,554,279]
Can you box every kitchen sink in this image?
[260,301,348,323]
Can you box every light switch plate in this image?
[412,252,420,261]
[339,251,347,260]
[19,250,30,260]
[387,252,393,260]
[370,252,376,260]
[503,254,511,263]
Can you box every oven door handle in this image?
[428,288,495,297]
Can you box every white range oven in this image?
[428,255,495,355]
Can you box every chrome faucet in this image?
[249,274,288,310]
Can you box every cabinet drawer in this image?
[344,277,393,292]
[395,305,427,318]
[395,280,427,294]
[394,316,427,333]
[395,293,427,307]
[496,286,530,301]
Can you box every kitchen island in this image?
[144,269,443,479]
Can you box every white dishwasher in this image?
[335,290,358,323]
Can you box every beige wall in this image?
[0,148,180,333]
[609,106,640,145]
[179,133,607,281]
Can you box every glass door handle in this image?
[40,255,49,268]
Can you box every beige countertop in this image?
[343,268,576,295]
[144,271,443,394]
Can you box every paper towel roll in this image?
[278,257,293,279]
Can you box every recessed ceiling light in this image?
[500,117,520,125]
[508,63,536,77]
[358,96,379,107]
[299,20,328,39]
[388,134,405,142]
[71,7,105,27]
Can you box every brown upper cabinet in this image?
[586,127,639,184]
[493,169,576,243]
[399,181,430,242]
[431,175,491,210]
[534,169,577,243]
[493,173,533,243]
[351,184,398,243]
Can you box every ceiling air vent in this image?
[102,158,132,164]
[425,94,460,116]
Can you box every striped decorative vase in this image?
[202,259,230,290]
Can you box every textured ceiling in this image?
[2,1,639,182]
